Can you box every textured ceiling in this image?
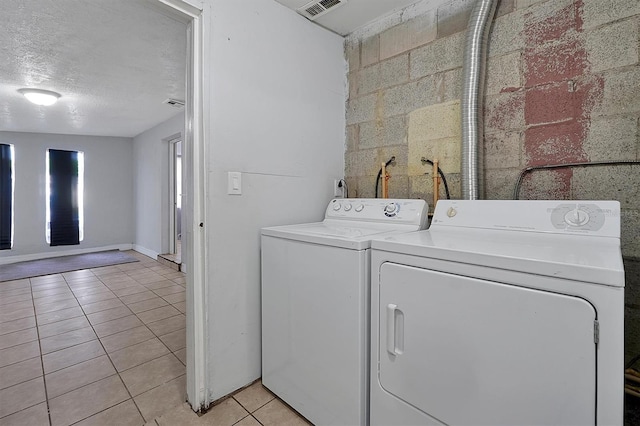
[274,0,426,35]
[0,0,187,138]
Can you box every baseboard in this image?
[0,244,134,265]
[133,245,158,260]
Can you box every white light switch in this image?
[228,171,242,195]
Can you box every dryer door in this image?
[377,263,597,426]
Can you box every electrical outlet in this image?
[334,179,343,197]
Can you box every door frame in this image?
[154,0,209,412]
[168,137,181,256]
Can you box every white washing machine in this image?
[370,200,625,426]
[261,198,428,426]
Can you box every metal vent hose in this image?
[461,0,499,200]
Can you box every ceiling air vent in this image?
[297,0,347,21]
[163,98,185,108]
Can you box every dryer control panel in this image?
[431,200,620,238]
[326,199,428,229]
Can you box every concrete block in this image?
[379,145,409,177]
[484,131,522,169]
[409,174,433,200]
[346,93,377,125]
[437,0,474,39]
[409,100,461,142]
[519,168,572,200]
[488,9,525,57]
[409,171,461,202]
[515,0,548,10]
[443,68,463,102]
[357,64,381,95]
[380,54,409,90]
[358,116,407,150]
[407,10,437,50]
[410,31,465,80]
[356,176,377,198]
[584,116,638,161]
[382,83,415,117]
[586,19,639,73]
[345,39,360,72]
[582,0,640,30]
[596,68,640,116]
[624,257,640,307]
[380,23,410,60]
[621,210,640,258]
[410,43,438,80]
[571,164,640,210]
[408,136,462,176]
[524,0,578,46]
[345,148,378,177]
[387,174,410,199]
[625,306,640,365]
[484,91,525,131]
[348,71,359,100]
[621,209,640,258]
[408,75,443,112]
[496,0,516,17]
[486,51,522,95]
[484,168,522,200]
[346,124,359,152]
[361,35,380,68]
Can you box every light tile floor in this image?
[0,251,309,426]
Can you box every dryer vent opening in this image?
[297,0,348,21]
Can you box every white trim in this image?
[155,0,209,412]
[0,244,133,265]
[132,244,159,260]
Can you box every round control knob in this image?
[344,204,352,211]
[564,208,589,227]
[332,203,341,211]
[355,204,364,212]
[447,207,457,218]
[384,203,397,214]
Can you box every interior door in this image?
[377,263,597,426]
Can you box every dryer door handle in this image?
[386,303,404,356]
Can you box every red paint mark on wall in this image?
[525,120,588,165]
[524,40,588,87]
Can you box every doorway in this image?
[166,137,183,268]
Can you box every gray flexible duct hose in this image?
[461,0,499,200]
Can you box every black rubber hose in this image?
[375,156,396,198]
[421,158,451,200]
[513,160,640,200]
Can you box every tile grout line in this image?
[30,275,60,426]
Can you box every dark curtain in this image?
[0,144,12,250]
[49,149,80,246]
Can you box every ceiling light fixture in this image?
[18,88,61,106]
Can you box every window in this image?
[0,144,14,250]
[46,149,84,246]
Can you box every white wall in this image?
[0,131,134,263]
[132,113,184,258]
[203,0,346,400]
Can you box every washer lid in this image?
[372,227,625,286]
[262,220,421,250]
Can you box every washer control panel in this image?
[431,200,620,238]
[326,199,428,228]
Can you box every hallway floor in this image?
[0,251,309,426]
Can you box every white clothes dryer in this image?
[370,200,625,426]
[261,198,428,426]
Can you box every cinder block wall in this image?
[344,0,639,360]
